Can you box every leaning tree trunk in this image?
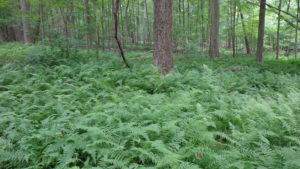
[256,0,267,62]
[209,0,220,58]
[113,0,130,68]
[20,0,33,44]
[153,0,173,74]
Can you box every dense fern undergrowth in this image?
[1,43,300,169]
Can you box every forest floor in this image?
[1,43,300,169]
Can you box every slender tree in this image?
[209,0,220,58]
[113,0,130,68]
[232,0,236,57]
[256,0,267,62]
[153,0,173,74]
[295,0,300,59]
[83,0,92,50]
[92,0,100,58]
[276,0,282,60]
[20,0,33,44]
[239,9,251,54]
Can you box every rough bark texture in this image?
[256,0,266,62]
[113,0,130,68]
[20,0,33,44]
[209,0,220,58]
[154,0,173,74]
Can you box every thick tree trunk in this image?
[276,0,282,60]
[154,0,173,74]
[256,0,266,62]
[209,0,220,58]
[20,0,33,44]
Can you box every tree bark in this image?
[232,0,236,57]
[239,9,251,55]
[154,0,173,74]
[125,0,134,43]
[92,0,100,58]
[113,0,130,68]
[83,0,92,50]
[256,0,267,62]
[295,0,299,59]
[276,0,282,60]
[20,0,33,44]
[59,7,71,41]
[200,0,205,47]
[287,0,291,13]
[209,0,220,58]
[101,0,105,49]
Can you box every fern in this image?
[1,44,300,168]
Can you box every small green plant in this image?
[0,43,300,169]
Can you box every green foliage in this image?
[0,44,300,169]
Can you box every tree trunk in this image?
[135,3,140,44]
[59,7,71,41]
[209,0,220,58]
[146,0,151,43]
[295,0,299,59]
[101,0,105,50]
[232,0,236,57]
[276,0,282,60]
[239,9,251,55]
[93,0,100,58]
[83,0,92,50]
[20,0,33,44]
[125,0,134,44]
[113,0,130,68]
[154,0,173,74]
[200,0,205,47]
[39,0,45,41]
[143,0,147,44]
[256,0,267,62]
[287,0,291,13]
